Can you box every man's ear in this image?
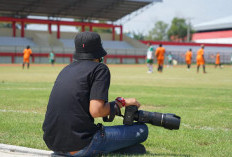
[93,59,99,62]
[99,57,103,63]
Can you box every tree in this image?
[146,21,168,41]
[167,17,190,41]
[93,27,112,33]
[130,31,145,40]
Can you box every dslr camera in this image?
[123,105,180,130]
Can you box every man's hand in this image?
[89,98,141,118]
[124,98,141,108]
[115,98,141,108]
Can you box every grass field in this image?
[0,64,232,157]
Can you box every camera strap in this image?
[114,102,123,117]
[96,123,105,137]
[103,101,122,122]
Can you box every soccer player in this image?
[49,51,55,66]
[196,45,206,73]
[155,44,165,72]
[231,54,232,68]
[146,42,154,73]
[185,48,192,70]
[167,52,173,68]
[215,52,222,68]
[22,45,32,69]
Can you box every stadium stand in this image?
[1,0,231,65]
[60,39,134,49]
[0,36,36,46]
[103,41,134,49]
[0,0,162,64]
[0,27,147,64]
[59,39,74,48]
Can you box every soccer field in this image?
[0,64,232,157]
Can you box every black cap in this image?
[74,32,107,60]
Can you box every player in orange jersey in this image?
[196,45,206,73]
[155,44,165,72]
[185,48,192,70]
[22,45,32,69]
[215,52,222,68]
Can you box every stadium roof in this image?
[0,0,162,21]
[194,16,232,32]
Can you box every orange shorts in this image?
[23,58,30,63]
[197,59,204,65]
[215,61,220,65]
[186,60,191,65]
[157,59,164,65]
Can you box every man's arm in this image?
[155,50,158,58]
[89,98,141,118]
[89,100,110,118]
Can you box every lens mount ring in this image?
[161,114,164,125]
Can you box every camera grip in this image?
[123,105,138,125]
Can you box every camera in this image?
[123,105,181,130]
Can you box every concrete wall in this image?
[0,28,13,36]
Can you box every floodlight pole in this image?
[186,17,193,42]
[187,22,190,42]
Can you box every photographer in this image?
[42,32,148,157]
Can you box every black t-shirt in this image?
[42,60,111,152]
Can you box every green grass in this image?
[0,64,232,157]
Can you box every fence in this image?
[0,45,147,64]
[0,52,146,64]
[166,50,232,64]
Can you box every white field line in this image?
[0,109,39,114]
[0,87,50,90]
[182,123,230,132]
[0,143,52,156]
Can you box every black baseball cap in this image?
[73,31,107,60]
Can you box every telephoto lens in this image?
[123,106,181,130]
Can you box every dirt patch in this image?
[198,141,211,146]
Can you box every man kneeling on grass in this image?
[42,32,148,157]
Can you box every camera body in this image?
[123,106,181,130]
